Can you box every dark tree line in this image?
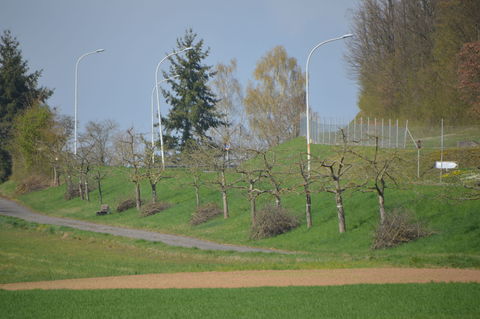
[347,0,480,124]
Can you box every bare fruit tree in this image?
[236,163,268,226]
[181,146,206,209]
[236,148,290,226]
[115,128,144,210]
[193,140,241,219]
[350,136,400,224]
[297,155,320,228]
[141,138,169,204]
[315,131,365,233]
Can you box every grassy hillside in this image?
[1,137,479,268]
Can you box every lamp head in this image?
[342,34,353,39]
[95,49,105,53]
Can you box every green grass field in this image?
[2,283,479,318]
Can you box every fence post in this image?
[440,118,444,182]
[334,118,338,145]
[388,119,392,148]
[381,118,384,148]
[328,118,331,145]
[404,120,409,149]
[360,117,363,145]
[321,117,324,144]
[346,118,350,144]
[396,119,399,148]
[367,117,370,145]
[354,117,357,142]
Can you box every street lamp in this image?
[150,75,180,162]
[155,47,193,169]
[74,49,105,155]
[305,34,352,174]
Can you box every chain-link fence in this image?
[300,113,480,150]
[300,112,480,179]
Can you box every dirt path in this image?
[2,268,480,290]
[0,197,279,253]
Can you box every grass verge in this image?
[0,215,393,284]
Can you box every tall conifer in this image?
[162,29,222,149]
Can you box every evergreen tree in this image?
[162,29,222,149]
[0,30,52,181]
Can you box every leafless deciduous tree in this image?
[83,120,118,166]
[351,136,400,224]
[237,163,268,226]
[314,131,366,233]
[142,138,168,204]
[297,155,320,229]
[192,140,241,219]
[75,140,94,201]
[237,149,291,226]
[115,128,144,210]
[181,147,206,209]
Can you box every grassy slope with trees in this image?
[1,137,479,269]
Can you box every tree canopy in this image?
[347,0,480,124]
[244,46,305,147]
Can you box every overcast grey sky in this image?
[1,0,359,136]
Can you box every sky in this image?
[1,0,360,137]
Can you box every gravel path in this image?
[2,268,480,290]
[0,197,279,254]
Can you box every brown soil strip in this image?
[2,268,480,290]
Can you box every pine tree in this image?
[162,29,222,149]
[0,30,53,181]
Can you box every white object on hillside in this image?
[435,161,458,169]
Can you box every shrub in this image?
[250,205,299,239]
[140,202,171,217]
[15,175,49,194]
[190,203,222,225]
[64,187,80,200]
[116,199,137,212]
[372,209,432,249]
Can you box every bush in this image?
[64,187,80,200]
[116,199,137,212]
[15,175,49,194]
[140,202,171,217]
[372,209,432,249]
[250,205,299,239]
[190,203,222,225]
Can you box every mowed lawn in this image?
[2,283,480,319]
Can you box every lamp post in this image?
[155,47,193,169]
[305,34,352,174]
[74,49,105,155]
[150,75,180,162]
